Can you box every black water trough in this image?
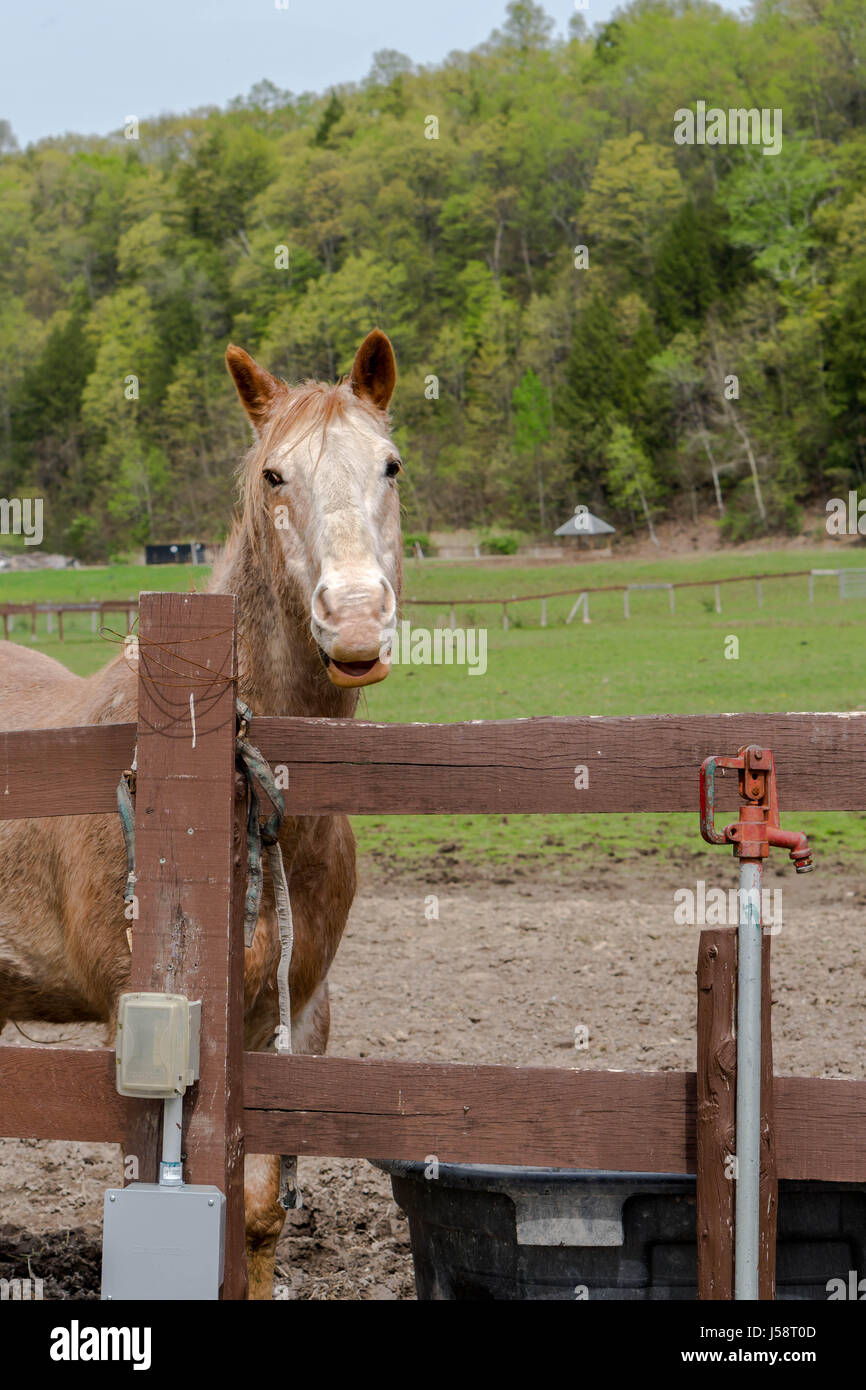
[372,1161,866,1301]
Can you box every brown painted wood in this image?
[0,1044,127,1142]
[242,1053,697,1170]
[2,711,865,820]
[0,724,136,820]
[759,930,778,1301]
[5,1046,866,1184]
[242,1054,866,1180]
[123,592,248,1300]
[696,928,736,1300]
[253,711,866,814]
[242,1059,866,1182]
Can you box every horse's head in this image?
[227,330,401,689]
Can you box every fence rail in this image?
[0,600,136,641]
[1,567,863,641]
[401,567,865,627]
[4,1047,866,1183]
[3,710,864,821]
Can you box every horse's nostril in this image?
[312,584,331,622]
[380,578,396,619]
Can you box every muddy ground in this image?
[2,857,863,1300]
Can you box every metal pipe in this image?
[700,745,813,1301]
[735,859,762,1300]
[159,1094,184,1187]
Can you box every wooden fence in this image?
[0,600,136,641]
[402,567,861,629]
[1,592,865,1299]
[1,567,858,641]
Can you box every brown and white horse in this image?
[0,329,401,1297]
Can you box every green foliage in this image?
[314,92,345,147]
[479,531,519,554]
[0,3,862,556]
[402,532,436,557]
[718,478,803,542]
[512,368,551,456]
[721,142,832,285]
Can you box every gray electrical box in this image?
[102,1184,225,1300]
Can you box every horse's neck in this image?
[209,535,358,719]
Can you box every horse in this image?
[0,329,402,1298]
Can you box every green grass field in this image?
[2,549,865,872]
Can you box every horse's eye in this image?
[384,458,402,479]
[263,470,283,488]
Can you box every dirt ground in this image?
[2,856,863,1300]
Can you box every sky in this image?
[0,0,742,148]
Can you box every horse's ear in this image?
[226,345,287,432]
[350,329,396,411]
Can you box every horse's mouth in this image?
[317,647,390,688]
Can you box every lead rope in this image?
[266,838,301,1210]
[117,699,301,1212]
[118,750,138,953]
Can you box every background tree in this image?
[0,1,862,557]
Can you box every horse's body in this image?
[0,331,401,1297]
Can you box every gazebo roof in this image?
[554,509,615,537]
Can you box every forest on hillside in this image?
[0,0,865,559]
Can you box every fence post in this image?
[624,589,630,619]
[759,930,778,1300]
[696,925,777,1300]
[124,591,248,1300]
[503,604,509,630]
[696,928,736,1299]
[540,598,547,628]
[669,585,676,615]
[756,581,763,610]
[566,593,585,625]
[714,584,721,615]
